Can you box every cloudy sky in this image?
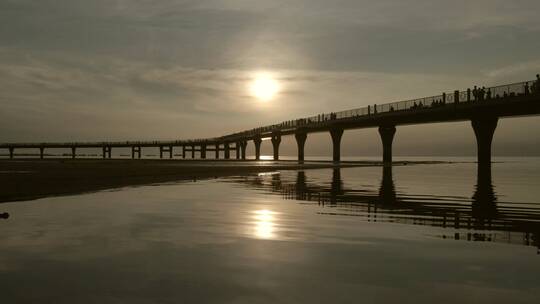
[1,0,540,156]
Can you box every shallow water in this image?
[1,157,539,303]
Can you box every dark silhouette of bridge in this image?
[2,78,540,170]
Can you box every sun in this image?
[249,72,280,101]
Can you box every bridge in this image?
[2,78,540,170]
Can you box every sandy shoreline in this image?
[0,159,447,203]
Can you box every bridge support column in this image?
[236,143,240,159]
[254,137,262,160]
[472,117,498,172]
[295,132,307,162]
[378,125,396,165]
[191,145,195,159]
[71,147,76,159]
[330,128,344,162]
[201,144,206,159]
[182,146,186,159]
[102,146,112,159]
[215,144,220,159]
[271,133,281,161]
[224,142,230,159]
[159,146,173,159]
[9,147,14,159]
[240,141,247,160]
[40,147,45,159]
[131,146,141,159]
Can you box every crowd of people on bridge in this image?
[471,74,540,101]
[472,86,492,101]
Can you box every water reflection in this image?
[378,166,396,205]
[252,209,277,239]
[471,165,498,227]
[232,167,540,252]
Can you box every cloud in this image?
[484,60,540,80]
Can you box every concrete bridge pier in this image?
[9,147,14,159]
[240,141,247,160]
[131,146,141,159]
[378,125,396,165]
[295,132,307,162]
[254,137,262,160]
[71,147,76,159]
[182,146,186,159]
[191,145,195,159]
[159,146,173,159]
[330,128,344,162]
[215,144,220,159]
[235,143,240,159]
[201,144,207,159]
[224,142,230,159]
[271,133,281,160]
[102,146,112,159]
[40,147,45,159]
[472,116,498,172]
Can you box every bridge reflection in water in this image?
[230,167,540,252]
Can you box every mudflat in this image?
[0,159,442,203]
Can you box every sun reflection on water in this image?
[252,209,277,239]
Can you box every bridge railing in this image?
[0,137,223,148]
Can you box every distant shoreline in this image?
[0,159,448,204]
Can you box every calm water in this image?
[1,157,540,303]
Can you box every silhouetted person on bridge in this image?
[531,74,539,95]
[478,87,484,101]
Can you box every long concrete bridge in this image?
[2,78,540,169]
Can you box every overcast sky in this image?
[1,0,540,156]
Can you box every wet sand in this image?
[0,159,445,203]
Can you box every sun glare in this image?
[253,209,277,239]
[249,73,280,101]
